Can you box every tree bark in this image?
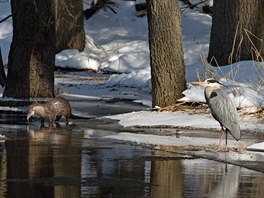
[3,0,55,99]
[208,0,264,66]
[55,0,85,53]
[0,47,6,87]
[146,0,186,108]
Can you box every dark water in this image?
[0,125,264,198]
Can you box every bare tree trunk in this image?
[55,0,85,53]
[3,0,55,99]
[0,47,6,87]
[208,0,264,66]
[146,0,186,108]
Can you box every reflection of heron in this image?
[207,165,240,197]
[192,79,241,147]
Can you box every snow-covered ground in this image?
[0,0,264,151]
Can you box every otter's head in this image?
[27,104,36,121]
[27,103,45,121]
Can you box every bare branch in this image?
[0,14,12,23]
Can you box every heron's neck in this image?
[204,86,216,102]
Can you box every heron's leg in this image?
[221,128,228,152]
[217,126,229,152]
[225,130,228,145]
[218,131,224,147]
[218,126,225,146]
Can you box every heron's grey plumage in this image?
[204,82,241,141]
[192,78,241,147]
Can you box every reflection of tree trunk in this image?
[6,140,29,197]
[5,131,81,198]
[247,174,264,198]
[150,160,184,198]
[30,130,81,197]
[0,143,7,198]
[53,136,81,198]
[114,160,145,197]
[5,139,54,198]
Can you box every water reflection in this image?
[3,127,81,198]
[0,127,263,198]
[207,165,240,198]
[150,160,184,198]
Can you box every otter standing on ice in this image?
[27,97,72,124]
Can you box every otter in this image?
[27,97,72,124]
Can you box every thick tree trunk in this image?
[146,0,186,108]
[208,0,264,66]
[0,47,6,87]
[55,0,85,53]
[3,0,55,99]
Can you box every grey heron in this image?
[192,78,241,147]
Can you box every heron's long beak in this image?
[191,81,206,85]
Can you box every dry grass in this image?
[154,101,208,114]
[154,100,264,119]
[195,27,264,115]
[200,26,263,83]
[252,108,264,118]
[155,144,247,153]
